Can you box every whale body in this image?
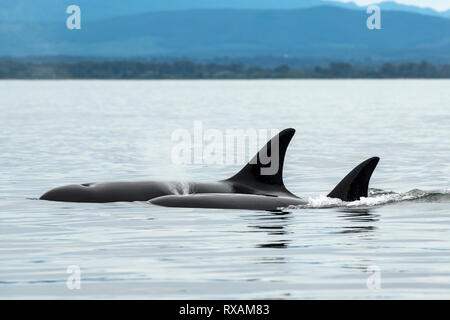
[40,128,380,210]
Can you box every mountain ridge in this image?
[0,0,448,21]
[1,6,448,63]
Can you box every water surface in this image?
[1,80,449,299]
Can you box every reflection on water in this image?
[336,208,380,276]
[246,211,292,250]
[256,257,286,263]
[338,208,379,234]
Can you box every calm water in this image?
[0,80,449,299]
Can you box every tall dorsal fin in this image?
[225,128,296,196]
[327,157,380,201]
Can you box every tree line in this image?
[0,60,449,79]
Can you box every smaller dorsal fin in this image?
[327,157,380,201]
[225,128,296,197]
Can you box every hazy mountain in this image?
[0,0,324,21]
[349,1,450,19]
[0,6,449,63]
[0,0,448,21]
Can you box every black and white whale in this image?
[40,128,380,210]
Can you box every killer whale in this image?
[40,128,380,210]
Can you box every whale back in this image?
[151,193,306,211]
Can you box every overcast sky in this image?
[332,0,450,11]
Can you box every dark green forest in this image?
[0,60,449,79]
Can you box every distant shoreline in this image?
[1,60,449,79]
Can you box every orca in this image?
[40,128,380,210]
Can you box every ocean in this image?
[1,79,449,299]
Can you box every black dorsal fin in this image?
[225,128,296,197]
[327,157,380,201]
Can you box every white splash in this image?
[307,195,344,208]
[288,189,450,210]
[167,181,191,195]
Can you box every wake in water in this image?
[288,188,450,209]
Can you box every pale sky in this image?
[332,0,450,11]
